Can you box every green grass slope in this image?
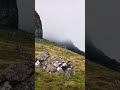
[0,30,34,73]
[86,60,120,90]
[35,39,85,90]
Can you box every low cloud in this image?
[35,0,85,51]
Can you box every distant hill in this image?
[86,38,120,89]
[86,38,120,72]
[50,39,85,56]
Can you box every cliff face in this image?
[35,11,43,38]
[0,0,18,28]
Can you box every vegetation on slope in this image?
[86,60,120,90]
[0,30,34,73]
[35,38,85,90]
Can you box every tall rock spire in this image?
[35,11,43,38]
[0,0,18,29]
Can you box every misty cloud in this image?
[35,0,85,51]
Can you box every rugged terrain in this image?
[86,38,120,72]
[35,38,85,90]
[86,38,120,90]
[86,60,120,90]
[0,29,34,89]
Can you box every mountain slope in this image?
[54,40,85,56]
[35,38,85,90]
[86,38,120,90]
[0,29,34,73]
[86,60,120,90]
[86,39,120,72]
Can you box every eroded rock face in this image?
[0,81,12,90]
[0,61,34,90]
[35,11,43,38]
[35,51,75,78]
[0,0,18,28]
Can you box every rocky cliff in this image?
[35,11,43,38]
[0,0,18,28]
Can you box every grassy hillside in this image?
[0,30,34,73]
[35,38,85,90]
[86,60,120,90]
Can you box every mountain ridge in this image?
[53,39,85,56]
[86,38,120,72]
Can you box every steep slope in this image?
[55,40,85,56]
[86,38,120,90]
[35,38,85,90]
[86,60,120,90]
[0,29,34,73]
[0,29,35,89]
[86,38,120,72]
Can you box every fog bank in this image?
[35,0,85,51]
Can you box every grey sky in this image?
[86,0,120,61]
[35,0,85,51]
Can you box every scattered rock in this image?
[35,51,50,61]
[0,60,34,89]
[5,64,33,85]
[0,81,12,90]
[0,75,6,84]
[35,51,75,77]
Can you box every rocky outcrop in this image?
[35,11,43,38]
[0,60,34,90]
[35,51,75,78]
[0,0,18,28]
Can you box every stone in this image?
[5,64,33,84]
[35,60,40,66]
[0,75,5,84]
[65,67,75,78]
[0,81,12,90]
[46,64,57,73]
[35,51,75,77]
[35,51,50,61]
[57,67,64,74]
[0,60,34,89]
